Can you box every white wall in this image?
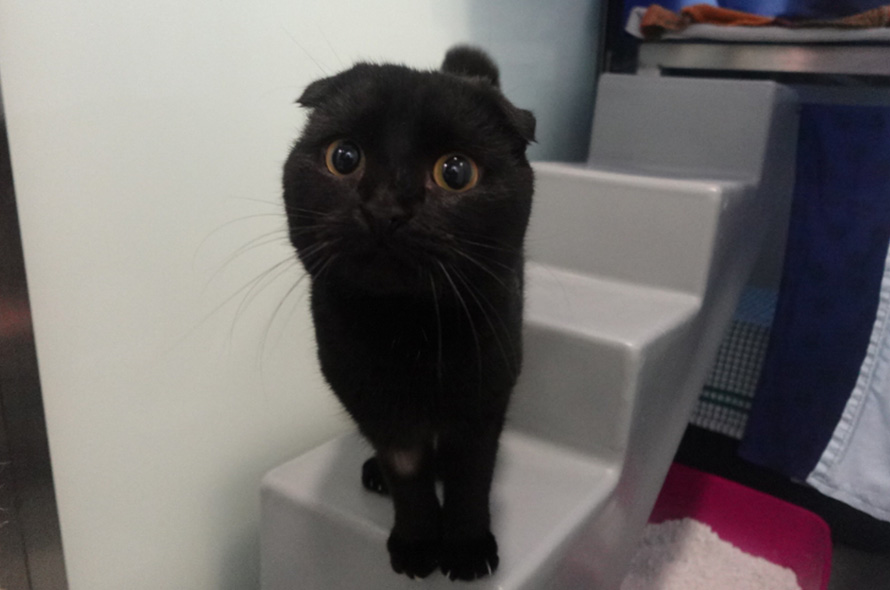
[0,2,600,589]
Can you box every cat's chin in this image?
[324,255,429,296]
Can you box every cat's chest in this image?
[315,292,454,356]
[312,288,493,384]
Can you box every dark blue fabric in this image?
[779,1,888,19]
[739,104,890,480]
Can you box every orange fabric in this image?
[640,5,691,38]
[680,5,775,27]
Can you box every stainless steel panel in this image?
[639,43,890,78]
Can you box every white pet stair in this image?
[260,74,799,590]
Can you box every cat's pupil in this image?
[442,155,473,190]
[331,141,361,174]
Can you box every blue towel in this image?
[739,104,890,493]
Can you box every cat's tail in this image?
[441,45,500,88]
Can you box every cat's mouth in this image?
[322,225,437,294]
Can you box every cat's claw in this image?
[387,534,439,579]
[361,457,390,495]
[440,531,499,581]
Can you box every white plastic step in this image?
[528,162,748,297]
[510,264,700,461]
[261,431,618,590]
[588,74,794,181]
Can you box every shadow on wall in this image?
[463,0,602,162]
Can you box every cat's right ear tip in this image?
[442,45,500,88]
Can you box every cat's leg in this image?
[436,416,503,581]
[375,443,441,579]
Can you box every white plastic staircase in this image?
[260,74,799,589]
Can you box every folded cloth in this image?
[739,105,890,516]
[780,6,890,28]
[682,5,775,26]
[638,3,890,39]
[690,288,776,440]
[807,240,890,522]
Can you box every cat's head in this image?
[283,46,535,295]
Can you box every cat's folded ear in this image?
[442,46,535,144]
[297,64,373,108]
[501,101,536,144]
[297,75,336,109]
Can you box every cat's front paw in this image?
[440,531,499,581]
[387,533,439,579]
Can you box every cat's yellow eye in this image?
[433,153,479,193]
[325,140,362,176]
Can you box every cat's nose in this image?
[359,202,411,234]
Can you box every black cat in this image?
[282,46,535,581]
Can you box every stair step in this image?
[525,263,700,350]
[262,431,617,590]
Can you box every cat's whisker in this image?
[451,267,517,375]
[282,204,329,217]
[226,195,286,209]
[410,221,515,274]
[428,273,444,387]
[311,250,340,281]
[229,257,300,343]
[256,247,340,374]
[171,254,298,352]
[317,27,345,69]
[447,247,511,292]
[435,260,483,388]
[204,230,292,290]
[194,214,289,268]
[280,25,331,76]
[449,242,516,272]
[449,233,515,255]
[287,239,331,264]
[257,268,312,371]
[226,195,332,220]
[465,250,515,274]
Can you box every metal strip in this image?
[639,42,890,78]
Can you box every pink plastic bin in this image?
[649,463,833,590]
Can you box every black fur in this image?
[441,45,501,87]
[282,46,535,581]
